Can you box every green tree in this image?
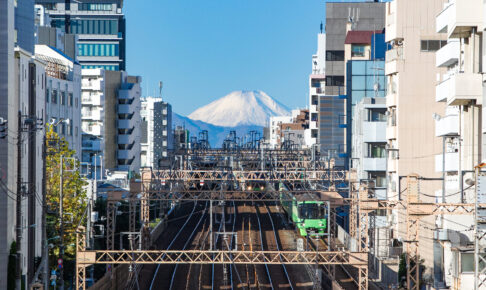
[45,125,87,282]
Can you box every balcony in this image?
[436,1,453,33]
[435,152,459,172]
[386,125,397,140]
[385,47,404,75]
[363,122,387,142]
[436,40,460,67]
[82,79,103,91]
[118,133,135,145]
[439,0,484,38]
[385,1,403,42]
[81,109,102,121]
[386,92,397,108]
[435,114,459,137]
[118,103,135,114]
[118,119,134,129]
[82,123,102,136]
[118,149,132,160]
[81,94,103,106]
[436,73,482,105]
[363,157,387,171]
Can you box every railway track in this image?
[141,198,318,289]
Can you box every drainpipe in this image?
[459,106,463,202]
[442,136,446,203]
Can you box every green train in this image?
[279,190,328,237]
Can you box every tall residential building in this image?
[36,44,82,157]
[433,0,485,287]
[81,69,105,178]
[307,33,325,148]
[81,69,141,177]
[35,0,125,71]
[0,0,47,287]
[140,97,173,169]
[345,28,387,178]
[321,1,385,167]
[385,0,447,286]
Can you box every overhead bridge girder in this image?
[143,170,348,182]
[77,250,368,266]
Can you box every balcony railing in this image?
[385,47,404,63]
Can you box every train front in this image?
[297,201,328,237]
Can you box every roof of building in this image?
[344,30,384,45]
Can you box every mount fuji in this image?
[188,90,290,127]
[173,90,290,147]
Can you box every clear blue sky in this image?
[124,1,355,116]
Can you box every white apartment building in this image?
[36,44,82,158]
[81,69,141,176]
[12,47,46,286]
[434,0,485,287]
[81,69,105,178]
[308,33,326,148]
[140,97,173,169]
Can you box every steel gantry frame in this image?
[143,169,348,182]
[77,149,362,290]
[350,175,486,290]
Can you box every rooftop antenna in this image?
[320,21,323,34]
[159,81,163,100]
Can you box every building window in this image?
[351,45,365,57]
[420,40,447,52]
[368,143,386,158]
[369,172,386,188]
[51,90,57,104]
[70,19,119,35]
[75,98,78,108]
[326,50,345,61]
[78,3,112,11]
[81,64,119,71]
[461,253,486,273]
[78,43,120,57]
[370,109,387,122]
[61,123,66,135]
[75,126,78,137]
[326,76,345,87]
[46,89,50,103]
[60,91,66,105]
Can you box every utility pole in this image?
[41,134,48,290]
[16,111,22,290]
[59,155,64,290]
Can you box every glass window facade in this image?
[78,43,119,57]
[81,65,119,71]
[52,19,118,35]
[78,3,112,11]
[347,60,386,106]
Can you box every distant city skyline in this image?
[125,0,328,116]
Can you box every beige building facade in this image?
[385,0,447,285]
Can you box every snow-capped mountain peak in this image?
[188,90,290,127]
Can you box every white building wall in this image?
[36,45,82,158]
[81,69,105,177]
[14,48,45,282]
[434,0,485,287]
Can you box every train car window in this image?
[298,203,327,219]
